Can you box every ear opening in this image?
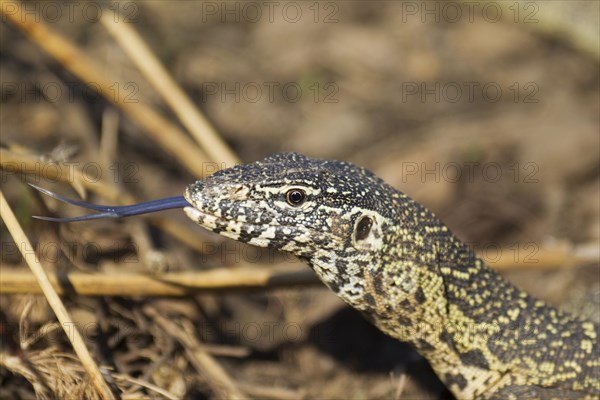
[351,213,383,251]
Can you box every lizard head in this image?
[30,151,432,311]
[184,152,400,303]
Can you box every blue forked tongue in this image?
[29,183,190,222]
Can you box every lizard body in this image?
[183,153,599,399]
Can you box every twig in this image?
[111,373,180,400]
[1,148,128,203]
[126,221,170,274]
[3,239,597,296]
[100,15,240,167]
[0,265,320,296]
[144,306,248,400]
[392,372,407,400]
[99,108,120,172]
[0,191,115,400]
[238,382,305,400]
[0,1,211,178]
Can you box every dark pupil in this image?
[287,189,305,205]
[355,216,373,240]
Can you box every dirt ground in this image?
[1,1,599,399]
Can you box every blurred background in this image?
[1,1,598,399]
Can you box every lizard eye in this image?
[355,216,373,241]
[286,189,306,206]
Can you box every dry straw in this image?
[0,1,211,178]
[0,191,115,400]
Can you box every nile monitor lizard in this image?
[33,152,599,399]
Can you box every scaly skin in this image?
[183,152,599,399]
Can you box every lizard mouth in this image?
[184,205,284,244]
[184,205,344,249]
[184,183,292,239]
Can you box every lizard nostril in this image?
[230,185,248,198]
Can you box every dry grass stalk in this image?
[1,347,181,399]
[0,148,118,201]
[0,265,320,296]
[111,373,179,400]
[0,191,115,399]
[100,15,240,167]
[144,306,248,400]
[1,349,99,400]
[237,382,306,400]
[0,1,211,179]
